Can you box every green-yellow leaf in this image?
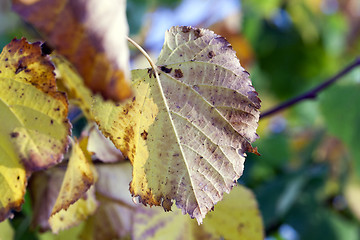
[92,26,261,223]
[0,220,14,240]
[133,185,264,240]
[0,38,70,221]
[38,221,85,240]
[202,185,264,240]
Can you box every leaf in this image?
[133,206,199,240]
[87,125,124,163]
[345,178,360,221]
[201,185,264,240]
[49,185,98,234]
[29,139,97,232]
[12,0,132,101]
[50,139,96,217]
[133,185,264,240]
[0,38,70,221]
[81,198,133,240]
[48,139,97,233]
[52,55,93,120]
[38,222,86,240]
[29,169,63,231]
[93,26,261,223]
[83,162,135,240]
[0,220,14,240]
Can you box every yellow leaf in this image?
[30,139,96,232]
[0,38,70,221]
[49,186,98,234]
[38,221,85,240]
[92,26,261,223]
[202,185,264,240]
[133,207,198,240]
[345,178,360,221]
[132,185,264,240]
[12,0,132,101]
[0,220,14,240]
[52,55,93,120]
[51,139,96,217]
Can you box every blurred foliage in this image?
[240,0,360,239]
[1,0,360,239]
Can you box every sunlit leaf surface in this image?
[93,26,260,223]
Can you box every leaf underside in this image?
[93,26,261,223]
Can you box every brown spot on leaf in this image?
[181,26,191,33]
[174,69,183,78]
[162,198,173,211]
[15,62,27,74]
[208,51,215,59]
[147,68,156,78]
[160,66,172,73]
[10,132,19,138]
[194,29,202,39]
[40,42,53,56]
[141,130,148,140]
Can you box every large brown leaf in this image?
[12,0,132,101]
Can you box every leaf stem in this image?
[260,57,360,119]
[126,36,159,77]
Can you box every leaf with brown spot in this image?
[12,0,132,101]
[92,26,260,223]
[50,139,96,217]
[0,38,70,222]
[27,138,97,233]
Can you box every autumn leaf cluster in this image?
[0,0,263,239]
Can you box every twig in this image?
[260,58,360,119]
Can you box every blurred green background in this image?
[1,0,360,239]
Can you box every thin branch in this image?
[260,57,360,119]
